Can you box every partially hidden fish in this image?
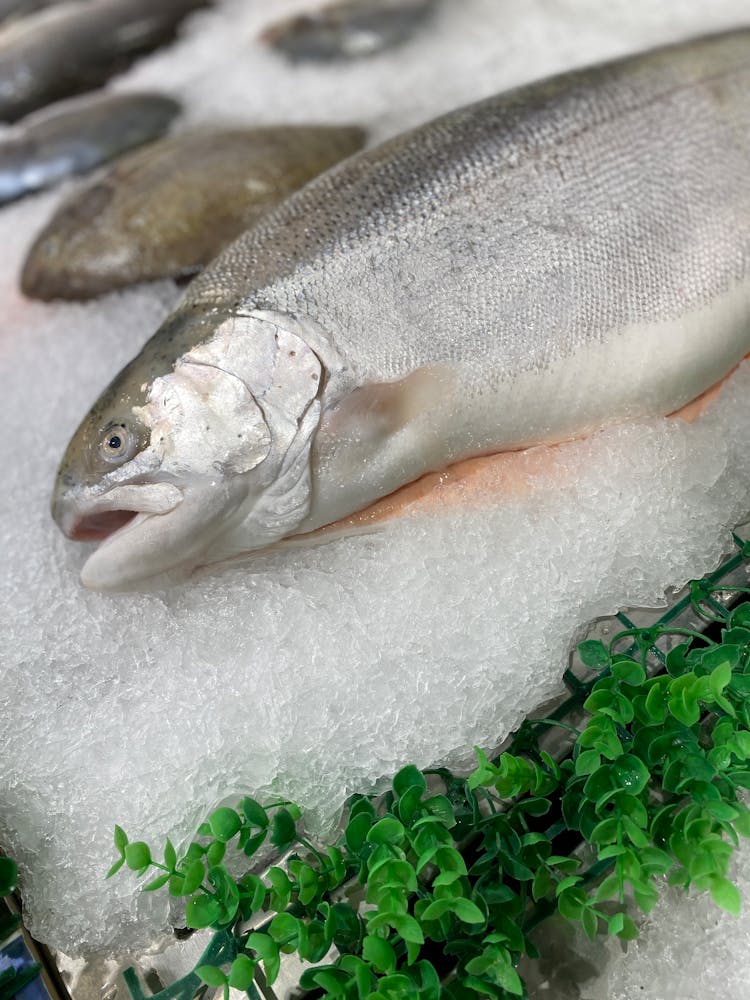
[21,124,366,298]
[260,0,437,61]
[52,30,750,591]
[0,91,179,204]
[0,0,210,122]
[0,0,70,24]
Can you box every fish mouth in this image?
[53,481,183,545]
[68,509,138,542]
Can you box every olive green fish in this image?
[260,0,437,61]
[51,30,750,591]
[0,0,209,122]
[22,124,366,299]
[0,91,179,203]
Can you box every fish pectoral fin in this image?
[323,365,452,445]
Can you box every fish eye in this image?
[99,423,137,465]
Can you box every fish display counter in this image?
[1,1,750,998]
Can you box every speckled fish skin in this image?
[0,91,179,203]
[52,30,750,590]
[21,124,366,299]
[0,0,209,122]
[261,0,437,61]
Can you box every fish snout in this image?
[51,481,182,541]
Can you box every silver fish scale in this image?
[184,30,750,390]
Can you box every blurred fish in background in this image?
[21,124,367,298]
[0,91,180,203]
[260,0,438,61]
[0,0,211,121]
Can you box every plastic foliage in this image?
[0,856,43,1000]
[112,595,750,998]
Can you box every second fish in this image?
[21,124,366,300]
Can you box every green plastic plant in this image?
[112,595,750,999]
[0,858,16,898]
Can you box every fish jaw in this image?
[77,477,250,591]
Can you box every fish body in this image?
[53,30,750,590]
[261,0,437,61]
[0,91,179,203]
[21,125,366,298]
[0,0,209,122]
[0,0,69,24]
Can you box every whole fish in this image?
[260,0,437,61]
[52,30,750,591]
[0,91,179,203]
[0,0,209,122]
[21,125,366,298]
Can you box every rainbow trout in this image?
[52,30,750,590]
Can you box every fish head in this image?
[52,310,325,590]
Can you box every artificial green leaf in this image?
[420,898,453,921]
[452,898,485,924]
[124,842,151,871]
[393,765,427,798]
[423,795,457,827]
[228,955,256,991]
[615,914,640,940]
[242,831,267,858]
[270,808,296,848]
[297,863,320,905]
[397,784,425,825]
[206,840,226,867]
[594,874,622,903]
[208,865,240,925]
[362,935,397,973]
[326,845,346,885]
[666,643,690,677]
[532,866,551,901]
[311,969,349,995]
[246,932,277,963]
[105,857,125,880]
[578,639,611,671]
[328,902,363,952]
[366,817,405,846]
[196,965,227,987]
[208,807,242,843]
[143,872,171,892]
[575,749,602,776]
[185,895,221,929]
[239,797,269,828]
[179,859,206,896]
[581,906,599,940]
[163,839,176,872]
[345,811,372,852]
[269,912,300,948]
[589,818,619,846]
[268,866,292,910]
[611,659,646,687]
[710,876,742,916]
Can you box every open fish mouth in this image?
[67,509,138,542]
[53,480,184,545]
